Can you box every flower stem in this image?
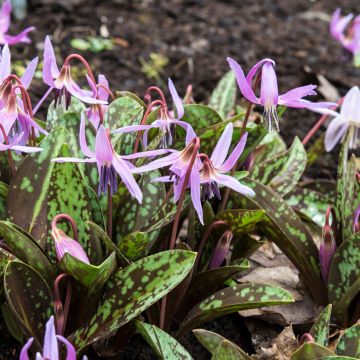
[107,185,113,239]
[64,53,96,85]
[96,84,115,100]
[302,98,343,146]
[54,273,72,336]
[0,124,15,177]
[52,213,78,241]
[144,86,167,105]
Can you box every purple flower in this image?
[330,8,360,58]
[52,114,167,201]
[0,131,42,153]
[20,316,78,360]
[51,227,90,264]
[0,0,34,46]
[209,230,233,269]
[42,36,106,106]
[227,57,337,131]
[324,86,360,151]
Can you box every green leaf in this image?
[306,133,326,168]
[290,343,334,360]
[4,261,53,349]
[208,71,236,119]
[232,178,327,303]
[105,96,144,155]
[318,357,359,360]
[254,131,287,164]
[59,252,117,294]
[2,303,24,343]
[0,180,8,219]
[250,137,307,197]
[179,283,294,335]
[0,221,55,283]
[116,91,147,108]
[214,209,265,237]
[0,247,14,280]
[135,321,193,360]
[181,104,222,132]
[72,250,196,351]
[118,232,150,261]
[212,340,249,360]
[309,304,332,347]
[335,324,360,357]
[328,233,360,325]
[193,329,251,359]
[115,171,165,245]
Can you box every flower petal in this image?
[112,124,151,134]
[3,26,35,45]
[43,36,59,87]
[260,61,278,107]
[0,0,11,33]
[0,43,10,81]
[65,77,107,105]
[56,336,77,360]
[97,74,110,101]
[20,338,33,360]
[121,148,172,160]
[279,84,317,102]
[51,157,96,163]
[21,57,38,89]
[80,114,95,158]
[95,125,113,163]
[227,57,258,103]
[168,78,184,119]
[214,173,255,197]
[11,145,43,153]
[131,152,179,174]
[220,132,248,172]
[324,115,349,152]
[210,123,233,167]
[246,58,275,85]
[43,316,59,360]
[341,86,360,123]
[190,166,203,224]
[113,155,143,203]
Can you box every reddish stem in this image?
[0,124,15,177]
[52,214,78,241]
[96,84,115,100]
[107,185,113,239]
[302,98,343,146]
[145,86,167,105]
[54,273,72,336]
[64,53,96,85]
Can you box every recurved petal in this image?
[324,115,349,151]
[214,173,255,197]
[42,316,59,360]
[51,157,97,163]
[260,61,278,107]
[112,124,151,134]
[168,78,184,119]
[11,145,43,153]
[0,43,10,81]
[341,86,360,122]
[131,152,179,174]
[227,57,258,104]
[80,114,95,158]
[95,125,113,163]
[20,57,38,89]
[97,74,110,101]
[3,26,35,45]
[121,148,171,160]
[279,84,317,102]
[0,0,11,33]
[220,132,248,172]
[246,58,276,85]
[210,123,233,167]
[20,338,33,360]
[56,336,77,360]
[190,166,203,224]
[43,36,59,87]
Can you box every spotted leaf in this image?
[135,321,193,360]
[181,104,222,132]
[290,343,334,360]
[178,283,294,336]
[71,250,196,351]
[309,304,332,347]
[118,232,150,261]
[212,340,250,360]
[4,261,53,350]
[336,324,360,358]
[253,131,287,164]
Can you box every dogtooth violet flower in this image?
[0,131,42,153]
[20,316,85,360]
[40,36,106,109]
[227,57,337,131]
[324,86,360,151]
[330,8,360,60]
[143,78,192,148]
[52,114,168,202]
[132,123,254,223]
[0,0,34,46]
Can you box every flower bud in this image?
[209,230,233,269]
[51,227,90,264]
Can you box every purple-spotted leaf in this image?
[214,209,265,237]
[71,250,196,351]
[208,71,236,119]
[328,233,360,325]
[135,321,193,360]
[290,342,334,360]
[212,340,250,360]
[180,265,250,316]
[59,252,117,294]
[178,283,294,336]
[335,324,360,358]
[250,137,307,197]
[232,178,327,303]
[4,261,53,350]
[0,221,55,283]
[193,329,251,359]
[309,304,332,347]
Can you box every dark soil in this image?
[2,0,360,358]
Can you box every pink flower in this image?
[0,0,34,46]
[227,57,337,131]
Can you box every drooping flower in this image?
[0,0,34,46]
[330,8,360,60]
[42,36,106,107]
[52,114,167,201]
[227,57,337,131]
[324,86,360,151]
[20,316,77,360]
[209,230,233,269]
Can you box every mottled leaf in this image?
[0,221,55,283]
[0,180,8,219]
[0,247,14,280]
[135,321,193,360]
[290,343,334,360]
[212,340,249,360]
[2,303,24,343]
[4,261,53,349]
[72,250,196,351]
[328,233,360,325]
[232,178,327,303]
[118,232,150,261]
[116,91,147,108]
[335,324,360,358]
[214,209,265,237]
[179,283,294,335]
[59,252,117,294]
[209,71,236,119]
[250,137,307,197]
[254,131,287,164]
[306,133,326,168]
[181,104,222,132]
[310,304,332,347]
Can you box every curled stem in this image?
[54,273,72,336]
[96,83,115,100]
[64,53,96,85]
[52,213,78,241]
